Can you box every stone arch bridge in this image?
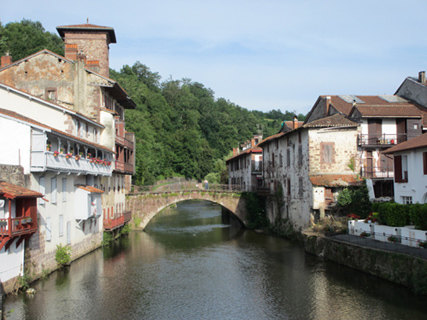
[126,185,252,230]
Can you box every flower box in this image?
[26,217,33,223]
[21,218,27,224]
[14,220,19,226]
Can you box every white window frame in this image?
[62,178,67,202]
[46,217,52,241]
[402,196,412,204]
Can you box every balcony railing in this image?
[103,211,131,231]
[0,216,37,237]
[361,166,394,179]
[358,134,407,146]
[115,160,134,174]
[31,152,112,176]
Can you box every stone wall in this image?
[303,234,427,294]
[0,164,30,188]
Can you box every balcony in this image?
[361,166,394,179]
[103,211,132,231]
[31,152,112,176]
[0,216,37,238]
[115,160,134,175]
[251,161,263,174]
[358,134,407,147]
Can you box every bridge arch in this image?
[126,190,249,230]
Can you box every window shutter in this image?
[424,152,427,175]
[394,155,402,182]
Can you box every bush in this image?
[55,244,71,268]
[409,203,427,229]
[336,180,372,218]
[375,202,410,227]
[243,192,269,229]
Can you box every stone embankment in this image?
[302,232,427,294]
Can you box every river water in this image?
[4,200,427,320]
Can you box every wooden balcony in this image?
[358,134,407,147]
[0,216,38,251]
[361,166,394,179]
[115,160,134,175]
[103,210,132,231]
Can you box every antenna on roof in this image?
[87,18,89,24]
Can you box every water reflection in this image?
[4,200,427,320]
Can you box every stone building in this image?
[258,114,359,230]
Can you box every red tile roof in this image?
[351,105,422,118]
[76,185,104,193]
[383,132,427,154]
[0,108,113,153]
[56,23,116,43]
[226,146,262,163]
[0,181,43,199]
[310,175,361,187]
[257,132,285,147]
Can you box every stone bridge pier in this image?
[126,190,249,229]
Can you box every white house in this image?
[383,133,427,204]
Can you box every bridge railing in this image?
[130,183,256,194]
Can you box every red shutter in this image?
[394,155,402,183]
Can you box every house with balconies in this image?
[226,135,263,191]
[0,180,42,293]
[305,94,427,199]
[0,23,135,233]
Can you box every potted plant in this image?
[66,153,72,159]
[21,218,27,224]
[0,221,6,228]
[54,151,60,157]
[360,231,370,238]
[75,155,81,161]
[46,143,51,151]
[14,220,19,226]
[418,240,427,249]
[388,235,399,243]
[60,148,64,154]
[87,153,92,159]
[26,217,33,223]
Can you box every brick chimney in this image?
[233,148,238,156]
[293,116,299,129]
[86,60,100,73]
[1,52,12,68]
[419,71,426,85]
[65,44,78,60]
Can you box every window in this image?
[394,155,408,182]
[51,177,57,204]
[298,178,303,198]
[424,152,427,175]
[321,142,335,164]
[298,146,303,166]
[39,176,45,205]
[272,152,275,168]
[62,178,67,202]
[59,215,64,237]
[45,87,57,102]
[287,178,291,196]
[402,196,412,204]
[287,149,290,167]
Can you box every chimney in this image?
[419,71,426,84]
[251,138,256,147]
[293,116,299,129]
[65,44,78,60]
[1,52,12,68]
[325,96,331,116]
[233,148,238,156]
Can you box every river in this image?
[4,200,427,319]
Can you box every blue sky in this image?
[2,0,427,114]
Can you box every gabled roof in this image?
[383,133,427,154]
[349,105,422,118]
[226,146,262,163]
[0,49,135,109]
[57,23,116,43]
[310,174,361,187]
[0,108,113,153]
[0,181,43,199]
[303,113,358,128]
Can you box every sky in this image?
[2,0,427,115]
